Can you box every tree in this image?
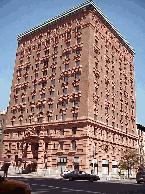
[118,148,140,178]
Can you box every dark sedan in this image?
[136,171,145,184]
[63,170,100,182]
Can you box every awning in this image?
[22,158,37,163]
[0,158,11,163]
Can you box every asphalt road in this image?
[7,176,145,194]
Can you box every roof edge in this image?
[17,0,135,54]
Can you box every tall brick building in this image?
[3,0,137,176]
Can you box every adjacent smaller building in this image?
[136,124,145,165]
[0,109,7,158]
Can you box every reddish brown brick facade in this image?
[3,0,138,176]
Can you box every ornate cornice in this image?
[16,0,135,54]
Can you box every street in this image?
[6,176,145,194]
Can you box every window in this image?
[48,116,52,122]
[64,76,68,82]
[66,53,69,59]
[67,42,70,47]
[37,53,40,58]
[47,129,50,135]
[60,129,64,135]
[36,64,39,68]
[43,71,47,76]
[20,60,23,64]
[20,109,23,115]
[31,107,34,112]
[67,32,71,37]
[45,142,48,150]
[51,79,55,85]
[56,115,58,120]
[52,68,56,73]
[51,91,54,98]
[68,23,71,27]
[41,83,46,89]
[62,101,66,108]
[15,100,17,105]
[53,57,57,62]
[26,67,29,72]
[38,44,41,49]
[65,64,69,70]
[72,141,76,150]
[76,61,80,67]
[46,40,50,45]
[45,50,49,55]
[75,73,79,80]
[62,115,66,121]
[74,100,78,106]
[63,88,67,95]
[54,47,58,52]
[22,98,25,103]
[32,95,35,101]
[35,143,39,150]
[35,73,38,78]
[25,77,28,81]
[77,28,81,33]
[72,127,77,134]
[34,85,37,90]
[39,105,44,111]
[55,37,58,42]
[77,38,81,44]
[44,61,48,66]
[73,113,78,120]
[29,48,31,52]
[41,93,45,100]
[75,86,79,92]
[76,49,80,55]
[17,79,20,84]
[49,104,53,110]
[60,142,63,150]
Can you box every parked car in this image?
[0,175,31,193]
[60,170,72,177]
[136,170,145,184]
[63,170,100,182]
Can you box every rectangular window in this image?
[49,104,53,110]
[72,141,76,150]
[66,53,69,59]
[77,38,81,44]
[73,113,78,120]
[44,61,48,66]
[54,47,58,52]
[64,76,68,82]
[74,100,78,106]
[51,79,55,85]
[53,58,57,62]
[35,143,39,150]
[55,37,58,42]
[75,74,79,80]
[56,115,58,120]
[51,91,54,98]
[76,49,80,55]
[25,77,28,81]
[31,107,34,112]
[77,28,81,33]
[72,127,77,134]
[38,44,41,49]
[46,41,50,45]
[36,64,39,68]
[76,61,80,67]
[26,67,29,71]
[22,98,25,103]
[34,85,37,90]
[62,115,66,121]
[65,64,69,70]
[62,101,66,108]
[37,53,40,58]
[60,129,64,135]
[45,50,49,55]
[32,95,35,101]
[67,42,70,47]
[39,106,44,111]
[60,142,63,150]
[75,86,79,92]
[35,73,38,78]
[48,116,52,122]
[45,142,48,150]
[52,68,56,73]
[41,93,45,100]
[43,71,47,76]
[42,82,46,88]
[63,88,67,95]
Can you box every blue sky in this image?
[0,0,145,126]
